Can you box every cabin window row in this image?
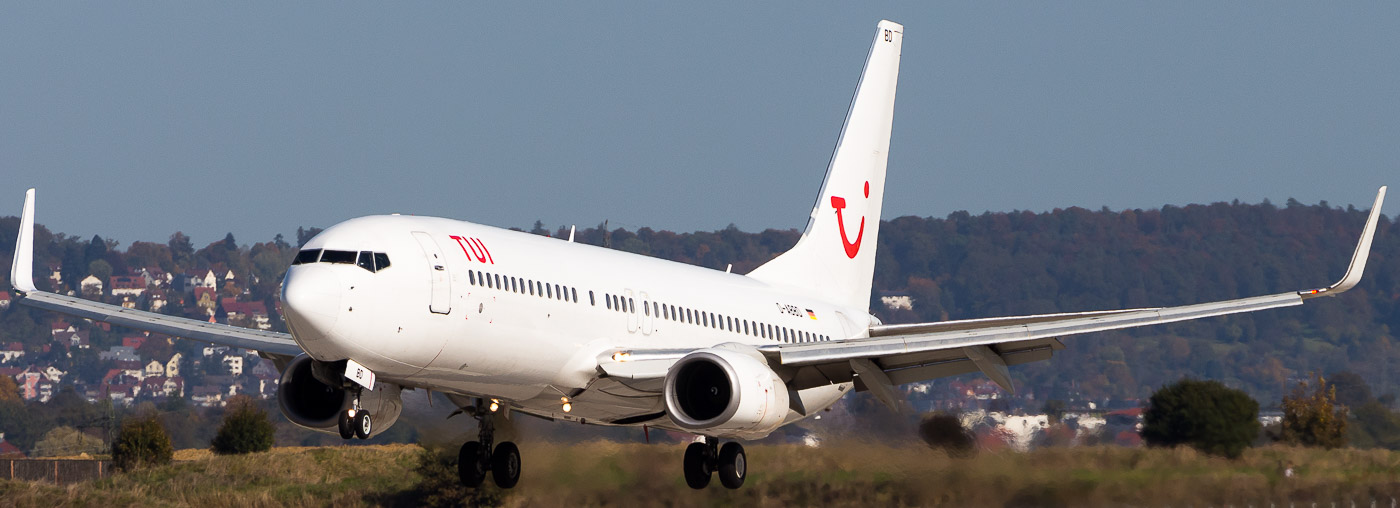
[644,300,830,344]
[468,270,578,303]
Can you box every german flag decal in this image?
[806,309,817,320]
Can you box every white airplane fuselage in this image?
[282,214,857,428]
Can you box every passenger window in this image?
[494,274,502,289]
[558,285,565,301]
[572,288,578,303]
[662,305,669,320]
[293,249,322,265]
[510,277,517,293]
[589,291,595,306]
[469,271,476,285]
[644,302,650,316]
[373,253,390,271]
[605,294,612,310]
[546,284,553,299]
[321,250,356,264]
[528,280,535,295]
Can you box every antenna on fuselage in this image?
[568,225,576,243]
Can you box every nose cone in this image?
[282,264,344,346]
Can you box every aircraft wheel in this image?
[458,441,487,487]
[337,410,354,440]
[353,411,372,440]
[491,441,522,489]
[683,441,712,489]
[717,442,746,489]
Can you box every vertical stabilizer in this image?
[747,20,902,314]
[11,189,37,293]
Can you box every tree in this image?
[112,414,173,471]
[211,395,275,454]
[33,426,104,457]
[1280,373,1348,449]
[917,412,976,457]
[1142,379,1260,459]
[0,375,18,402]
[87,259,112,285]
[168,232,195,269]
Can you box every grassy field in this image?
[3,442,1400,507]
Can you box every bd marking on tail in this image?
[831,181,870,259]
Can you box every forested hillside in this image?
[2,198,1397,409]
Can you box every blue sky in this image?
[2,3,1396,247]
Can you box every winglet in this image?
[10,188,37,294]
[1301,186,1387,299]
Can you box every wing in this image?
[595,187,1387,414]
[9,189,303,359]
[761,186,1386,409]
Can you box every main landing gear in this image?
[457,400,522,489]
[683,437,746,490]
[337,387,373,440]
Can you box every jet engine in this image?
[276,354,402,437]
[663,347,790,440]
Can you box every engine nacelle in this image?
[276,354,403,437]
[663,347,790,439]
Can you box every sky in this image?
[1,3,1396,248]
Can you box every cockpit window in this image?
[321,250,357,264]
[292,249,322,265]
[295,248,391,272]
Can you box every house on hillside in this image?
[139,267,171,288]
[177,269,217,294]
[50,320,75,336]
[99,346,140,363]
[166,353,182,378]
[0,343,24,363]
[0,433,25,458]
[54,330,90,357]
[144,359,165,378]
[45,262,62,287]
[0,292,10,310]
[223,355,243,376]
[193,287,218,316]
[110,275,146,297]
[222,298,271,330]
[79,275,103,295]
[146,289,168,312]
[122,335,147,349]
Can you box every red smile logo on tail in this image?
[831,181,869,259]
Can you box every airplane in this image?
[6,19,1389,490]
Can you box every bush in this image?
[112,414,173,471]
[1142,378,1259,459]
[33,426,104,457]
[918,412,976,457]
[211,395,275,455]
[1280,373,1347,449]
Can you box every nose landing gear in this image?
[456,398,522,489]
[683,437,746,490]
[337,387,373,440]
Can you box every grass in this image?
[2,442,1399,507]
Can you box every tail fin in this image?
[746,20,902,312]
[11,188,36,293]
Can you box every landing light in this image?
[489,399,500,412]
[611,351,631,362]
[561,397,572,413]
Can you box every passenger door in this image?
[411,232,452,315]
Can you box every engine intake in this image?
[276,354,403,436]
[664,347,789,439]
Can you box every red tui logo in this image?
[831,181,869,259]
